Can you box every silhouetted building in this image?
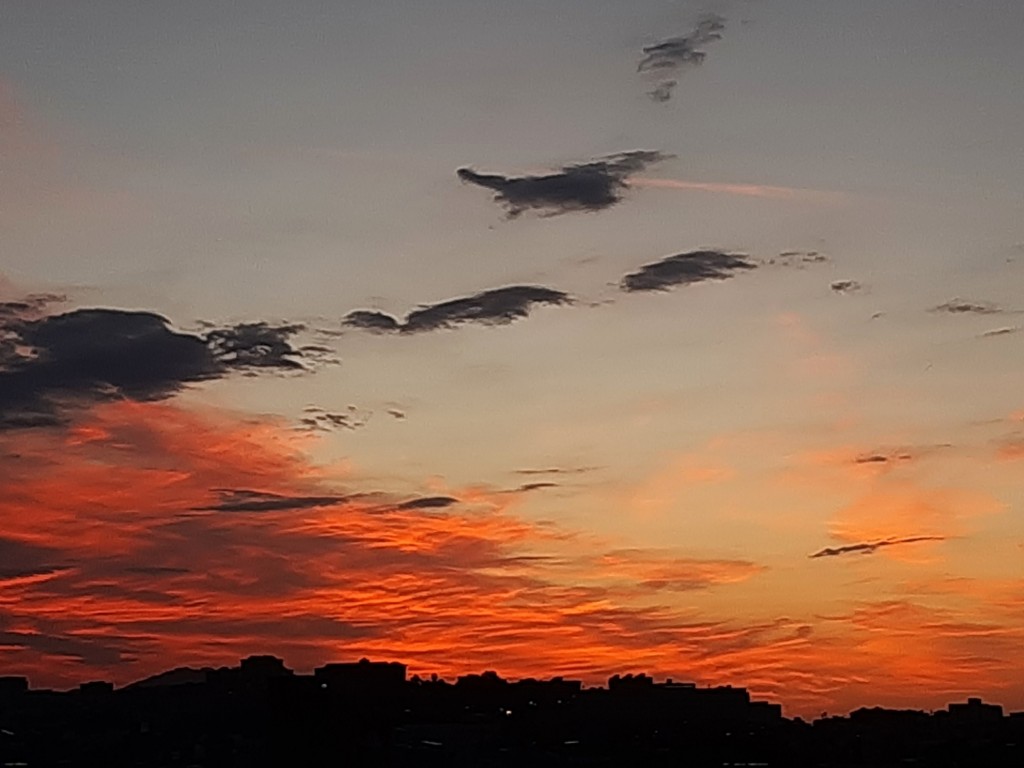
[240,654,293,680]
[78,680,115,695]
[0,675,28,697]
[948,696,1003,723]
[314,658,406,694]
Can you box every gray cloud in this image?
[343,310,402,333]
[766,251,829,268]
[515,466,600,476]
[810,536,944,559]
[981,326,1020,338]
[638,15,726,103]
[197,489,354,513]
[852,444,951,466]
[0,537,66,581]
[0,293,65,322]
[830,280,864,295]
[457,150,670,217]
[516,482,559,492]
[300,405,371,432]
[0,304,318,429]
[931,299,1003,315]
[620,250,756,292]
[205,321,309,371]
[396,496,460,510]
[648,80,677,103]
[0,629,131,665]
[122,566,192,576]
[345,285,571,334]
[854,451,912,465]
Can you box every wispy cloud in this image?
[810,536,945,559]
[457,151,670,217]
[345,285,571,334]
[395,496,460,510]
[930,299,1003,315]
[197,489,354,513]
[299,405,371,432]
[515,466,600,476]
[980,326,1020,339]
[831,280,864,295]
[515,482,559,493]
[638,15,726,103]
[620,250,756,293]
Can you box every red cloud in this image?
[3,399,1024,718]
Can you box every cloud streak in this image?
[831,280,864,295]
[810,536,946,559]
[457,151,669,217]
[620,250,756,293]
[197,489,354,513]
[345,285,571,334]
[638,15,726,102]
[300,405,371,432]
[930,299,1003,315]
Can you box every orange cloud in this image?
[997,438,1024,460]
[4,399,1024,718]
[0,401,789,702]
[828,482,1002,545]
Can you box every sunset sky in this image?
[2,0,1024,717]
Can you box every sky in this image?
[1,0,1023,717]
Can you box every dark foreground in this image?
[2,657,1022,767]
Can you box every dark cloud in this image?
[851,445,951,466]
[830,280,864,295]
[765,251,829,268]
[516,482,559,492]
[981,326,1020,338]
[456,150,669,217]
[0,536,62,568]
[638,15,726,103]
[930,299,1002,315]
[0,305,317,429]
[344,286,571,334]
[0,629,131,665]
[0,292,65,322]
[396,496,460,510]
[296,344,341,367]
[648,80,677,103]
[854,451,912,465]
[0,565,68,581]
[404,286,570,332]
[854,454,890,464]
[810,536,944,559]
[620,249,756,292]
[0,537,68,582]
[638,15,726,73]
[197,489,353,513]
[515,466,600,476]
[343,310,402,333]
[300,405,371,432]
[205,321,309,371]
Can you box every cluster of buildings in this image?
[1,658,1021,766]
